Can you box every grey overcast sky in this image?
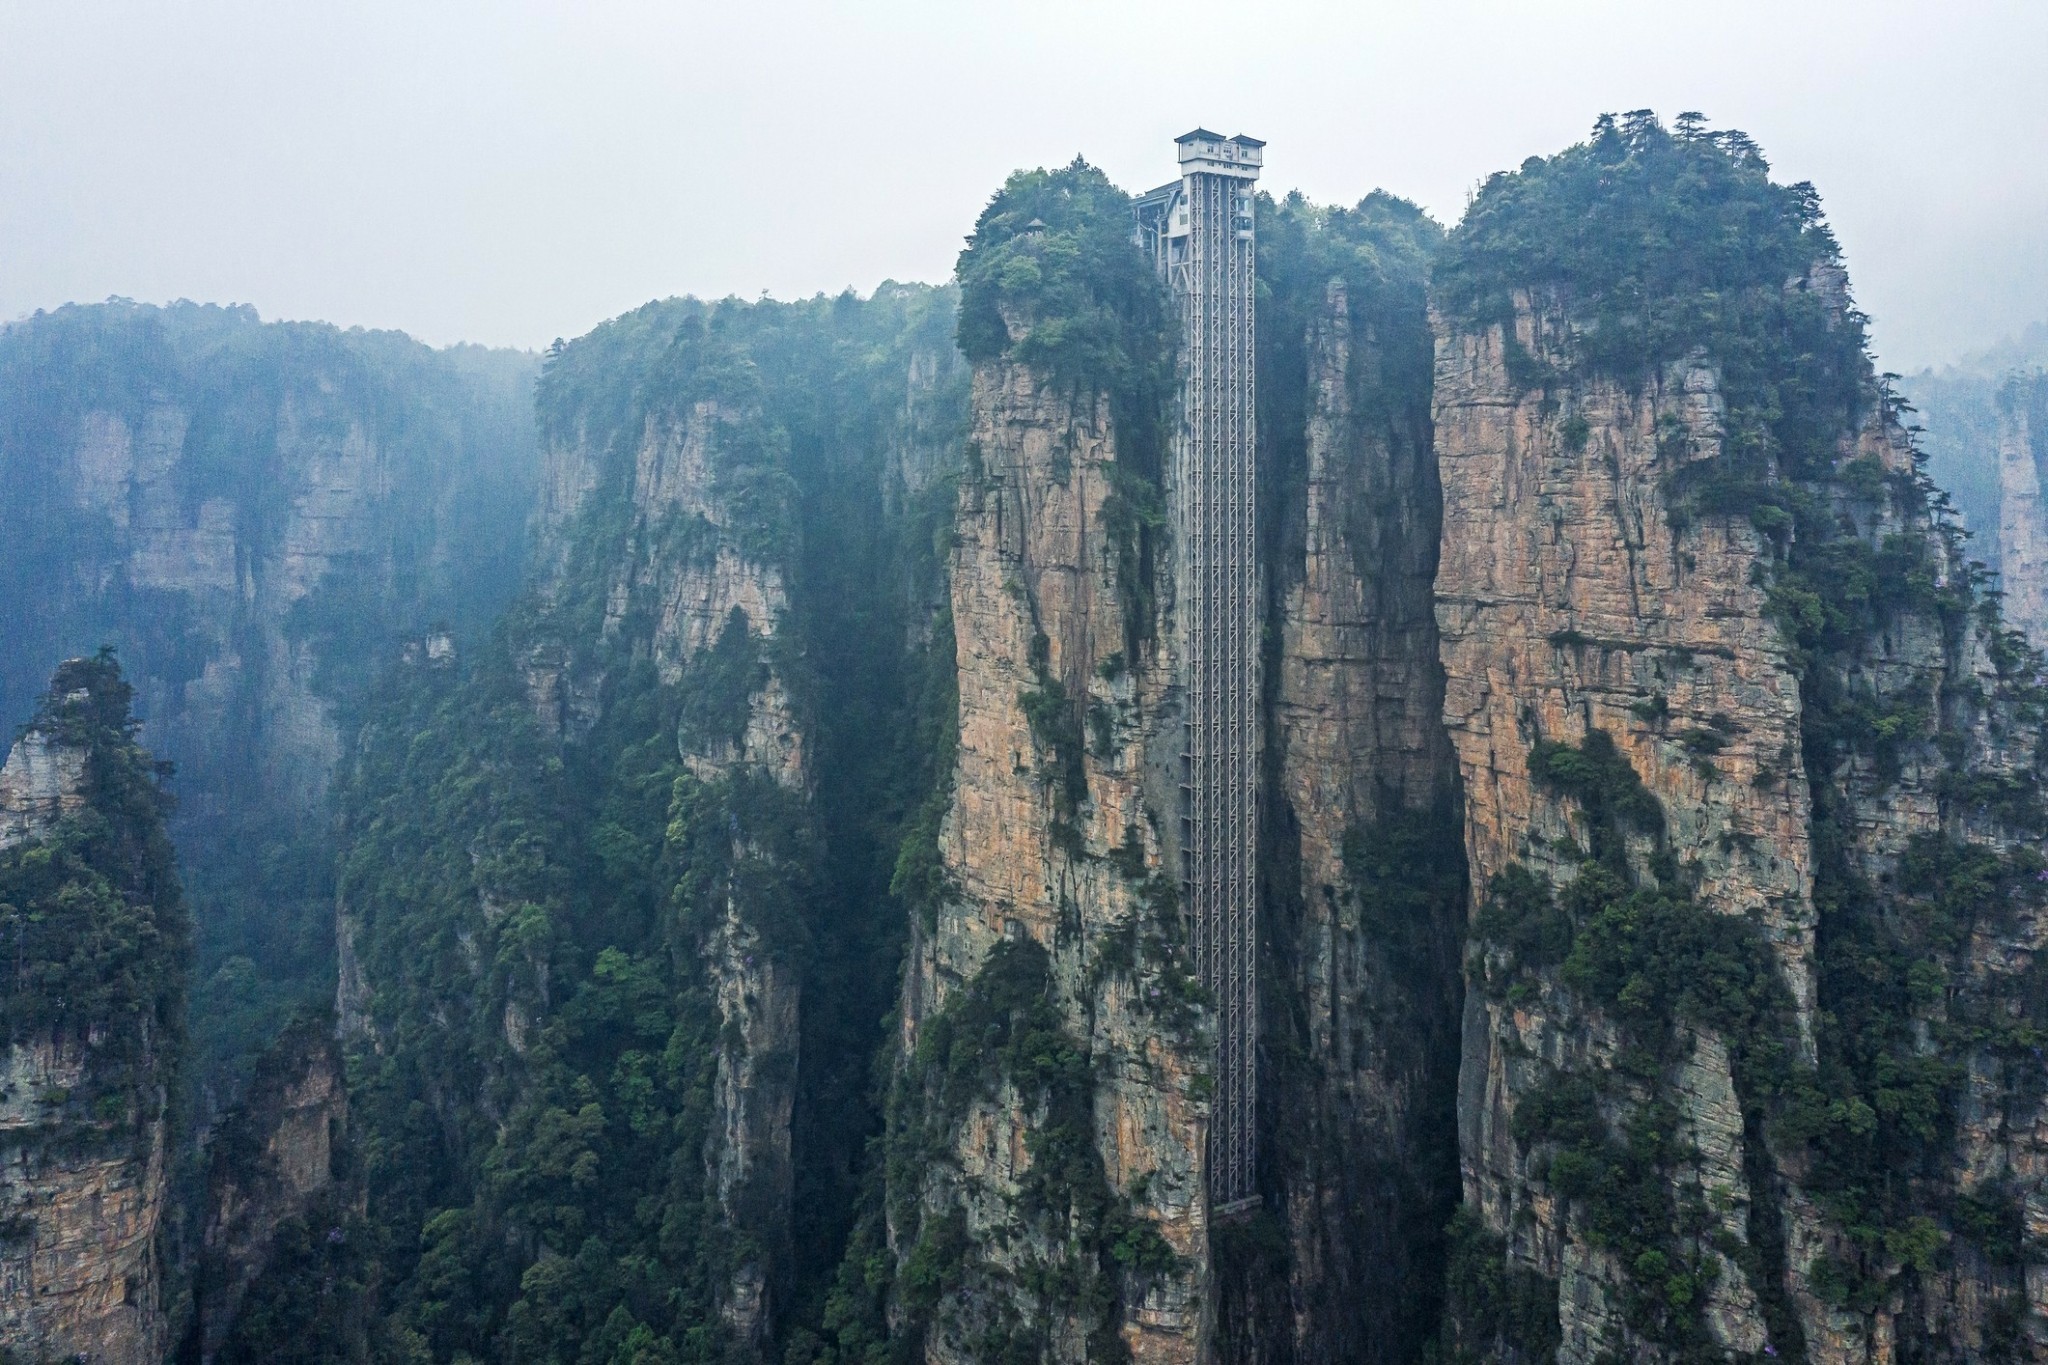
[2,1,2044,371]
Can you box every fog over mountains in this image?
[2,7,2048,1363]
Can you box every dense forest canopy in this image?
[1436,110,1843,367]
[954,159,1175,399]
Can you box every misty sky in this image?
[3,1,2044,371]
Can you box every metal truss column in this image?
[1151,134,1261,1214]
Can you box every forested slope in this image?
[0,654,188,1364]
[322,285,965,1363]
[0,300,540,1092]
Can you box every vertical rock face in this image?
[0,1032,169,1365]
[0,728,89,846]
[615,396,807,1346]
[1434,299,1812,1360]
[533,390,803,775]
[0,657,185,1365]
[886,164,1208,1365]
[0,301,541,1098]
[897,176,1468,1365]
[1277,282,1450,815]
[898,357,1206,1364]
[1903,346,2048,608]
[488,309,819,1351]
[1433,318,1816,998]
[0,301,540,825]
[1996,376,2048,645]
[332,288,967,1363]
[1430,116,2048,1363]
[193,1019,353,1363]
[1251,194,1466,1364]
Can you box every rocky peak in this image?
[881,162,1208,1364]
[0,653,183,1365]
[191,1019,355,1363]
[0,707,89,849]
[1432,113,2048,1362]
[1997,375,2048,646]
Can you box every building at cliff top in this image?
[1136,130,1263,1213]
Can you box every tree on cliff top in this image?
[0,649,187,1114]
[954,157,1174,401]
[953,159,1180,653]
[1434,109,1870,483]
[1435,108,1842,335]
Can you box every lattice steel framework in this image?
[1136,131,1262,1212]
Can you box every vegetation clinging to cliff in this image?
[0,651,187,1124]
[955,159,1173,400]
[1440,109,1870,512]
[0,301,540,1106]
[879,938,1177,1363]
[1526,730,1664,871]
[1257,187,1442,590]
[1442,110,2048,1356]
[1473,815,1811,1353]
[326,284,968,1363]
[1240,190,1466,1365]
[957,161,1178,652]
[334,641,747,1363]
[1258,188,1441,439]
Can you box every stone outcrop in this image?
[1435,301,1818,1018]
[896,354,1208,1363]
[1435,281,2048,1361]
[1997,375,2048,646]
[529,383,811,1349]
[0,668,176,1365]
[0,1034,169,1365]
[326,289,969,1363]
[192,1019,353,1363]
[1258,267,1465,1361]
[1433,295,1795,1361]
[1903,346,2048,608]
[0,726,89,847]
[0,301,539,829]
[506,295,966,1353]
[1822,405,2048,1361]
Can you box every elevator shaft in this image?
[1135,129,1262,1212]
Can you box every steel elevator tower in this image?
[1135,130,1262,1212]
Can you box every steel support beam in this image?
[1142,134,1261,1212]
